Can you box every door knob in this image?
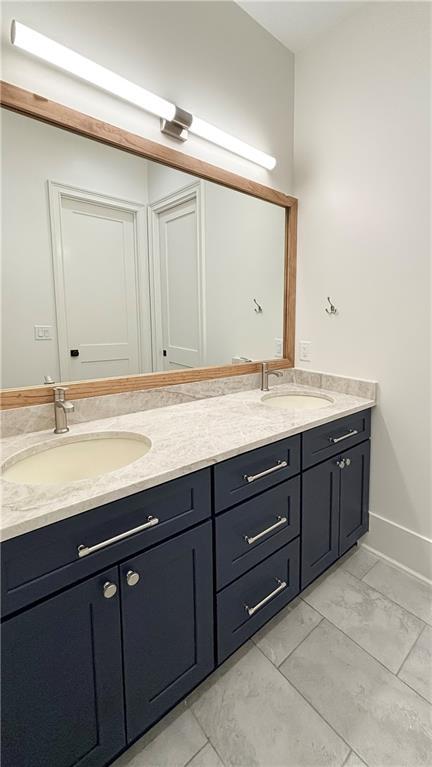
[126,570,140,587]
[103,581,117,599]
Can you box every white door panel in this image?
[150,186,205,371]
[52,191,145,381]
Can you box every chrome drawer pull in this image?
[244,515,287,545]
[329,429,358,444]
[244,578,287,617]
[77,515,159,558]
[243,459,287,484]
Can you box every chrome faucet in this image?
[261,362,283,392]
[53,387,75,434]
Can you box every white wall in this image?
[294,2,431,579]
[1,109,149,388]
[1,1,294,192]
[204,183,284,363]
[147,163,285,364]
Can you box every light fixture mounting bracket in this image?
[160,105,193,142]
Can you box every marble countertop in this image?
[0,382,375,541]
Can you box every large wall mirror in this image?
[0,83,297,406]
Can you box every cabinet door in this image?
[301,459,340,588]
[339,441,371,556]
[120,522,214,742]
[1,568,124,767]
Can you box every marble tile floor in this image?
[112,547,432,767]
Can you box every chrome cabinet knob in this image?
[103,581,117,599]
[345,458,351,467]
[336,459,346,469]
[126,570,140,587]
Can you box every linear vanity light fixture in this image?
[11,20,277,170]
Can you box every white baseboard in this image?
[362,511,432,585]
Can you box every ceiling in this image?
[237,1,364,53]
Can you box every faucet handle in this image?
[53,386,68,401]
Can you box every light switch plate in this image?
[299,340,312,362]
[34,325,53,341]
[274,337,283,358]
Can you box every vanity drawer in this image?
[1,469,211,617]
[214,435,300,512]
[215,477,300,589]
[302,409,371,469]
[216,537,300,663]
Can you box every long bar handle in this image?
[243,459,287,484]
[77,515,159,558]
[244,515,287,545]
[245,578,287,617]
[329,429,358,444]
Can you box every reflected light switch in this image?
[34,325,53,340]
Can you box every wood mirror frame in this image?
[0,81,298,410]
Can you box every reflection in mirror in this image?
[1,109,285,388]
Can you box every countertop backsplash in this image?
[0,369,376,439]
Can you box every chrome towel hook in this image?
[253,298,263,314]
[325,297,338,316]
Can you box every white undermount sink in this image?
[1,432,152,486]
[261,393,333,410]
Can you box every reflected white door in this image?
[152,188,205,371]
[51,191,145,381]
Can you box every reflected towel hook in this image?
[325,297,338,316]
[253,298,263,314]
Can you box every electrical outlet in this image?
[274,338,283,358]
[299,340,312,362]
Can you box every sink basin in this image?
[261,393,333,410]
[1,432,152,486]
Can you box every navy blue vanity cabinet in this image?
[214,434,301,512]
[215,477,300,589]
[0,410,373,767]
[339,440,371,556]
[1,468,211,618]
[217,538,300,663]
[120,522,214,743]
[301,421,371,588]
[301,459,340,588]
[1,567,125,767]
[302,410,371,470]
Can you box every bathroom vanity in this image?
[0,390,372,767]
[0,81,374,767]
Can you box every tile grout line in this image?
[183,741,209,767]
[204,738,227,767]
[284,671,373,767]
[274,649,368,766]
[394,622,429,677]
[341,559,431,627]
[187,702,228,767]
[394,671,432,707]
[252,615,324,670]
[298,600,426,681]
[341,750,354,767]
[359,584,432,628]
[253,640,352,763]
[254,614,325,669]
[339,551,379,582]
[302,566,428,645]
[395,623,432,706]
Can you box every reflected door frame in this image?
[48,182,152,381]
[148,182,206,371]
